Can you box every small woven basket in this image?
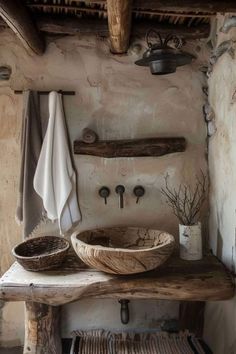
[12,235,70,271]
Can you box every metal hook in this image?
[145,29,163,48]
[164,34,182,49]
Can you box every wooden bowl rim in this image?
[71,227,175,253]
[12,235,70,260]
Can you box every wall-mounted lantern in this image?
[135,30,194,75]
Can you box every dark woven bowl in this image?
[12,236,70,271]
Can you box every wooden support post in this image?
[107,0,133,54]
[179,301,205,337]
[0,0,45,55]
[24,302,62,354]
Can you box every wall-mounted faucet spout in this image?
[119,299,130,324]
[115,185,125,209]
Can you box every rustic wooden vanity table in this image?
[0,251,234,354]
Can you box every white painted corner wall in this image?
[204,14,236,354]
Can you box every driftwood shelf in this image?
[73,137,186,158]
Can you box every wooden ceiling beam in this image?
[132,20,210,39]
[132,0,236,13]
[81,0,236,13]
[0,0,45,55]
[33,17,210,40]
[107,0,133,54]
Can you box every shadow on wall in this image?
[217,228,223,260]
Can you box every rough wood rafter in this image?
[0,16,210,39]
[28,3,107,16]
[0,0,44,55]
[47,0,236,13]
[107,0,133,53]
[26,3,213,19]
[126,0,236,13]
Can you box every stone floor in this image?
[0,348,22,354]
[0,340,72,354]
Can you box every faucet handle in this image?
[115,185,125,194]
[133,186,145,204]
[99,187,110,204]
[115,185,125,209]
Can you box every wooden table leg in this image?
[24,302,62,354]
[179,301,205,337]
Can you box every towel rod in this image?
[14,90,75,95]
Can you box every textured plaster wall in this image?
[204,15,236,354]
[0,29,208,346]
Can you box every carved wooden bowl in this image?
[71,227,175,274]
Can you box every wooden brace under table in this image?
[0,253,234,354]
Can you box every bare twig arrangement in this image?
[161,171,207,226]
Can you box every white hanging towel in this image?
[34,91,81,234]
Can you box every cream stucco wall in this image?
[0,29,208,346]
[204,15,236,354]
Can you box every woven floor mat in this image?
[71,330,208,354]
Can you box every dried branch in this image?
[161,171,208,225]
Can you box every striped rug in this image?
[70,330,208,354]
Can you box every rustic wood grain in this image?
[24,302,62,354]
[0,253,234,306]
[71,227,175,274]
[0,0,45,55]
[74,137,186,157]
[25,0,236,13]
[132,0,236,13]
[107,0,133,53]
[25,0,236,15]
[31,16,210,39]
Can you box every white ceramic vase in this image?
[179,222,202,260]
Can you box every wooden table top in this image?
[0,253,234,305]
